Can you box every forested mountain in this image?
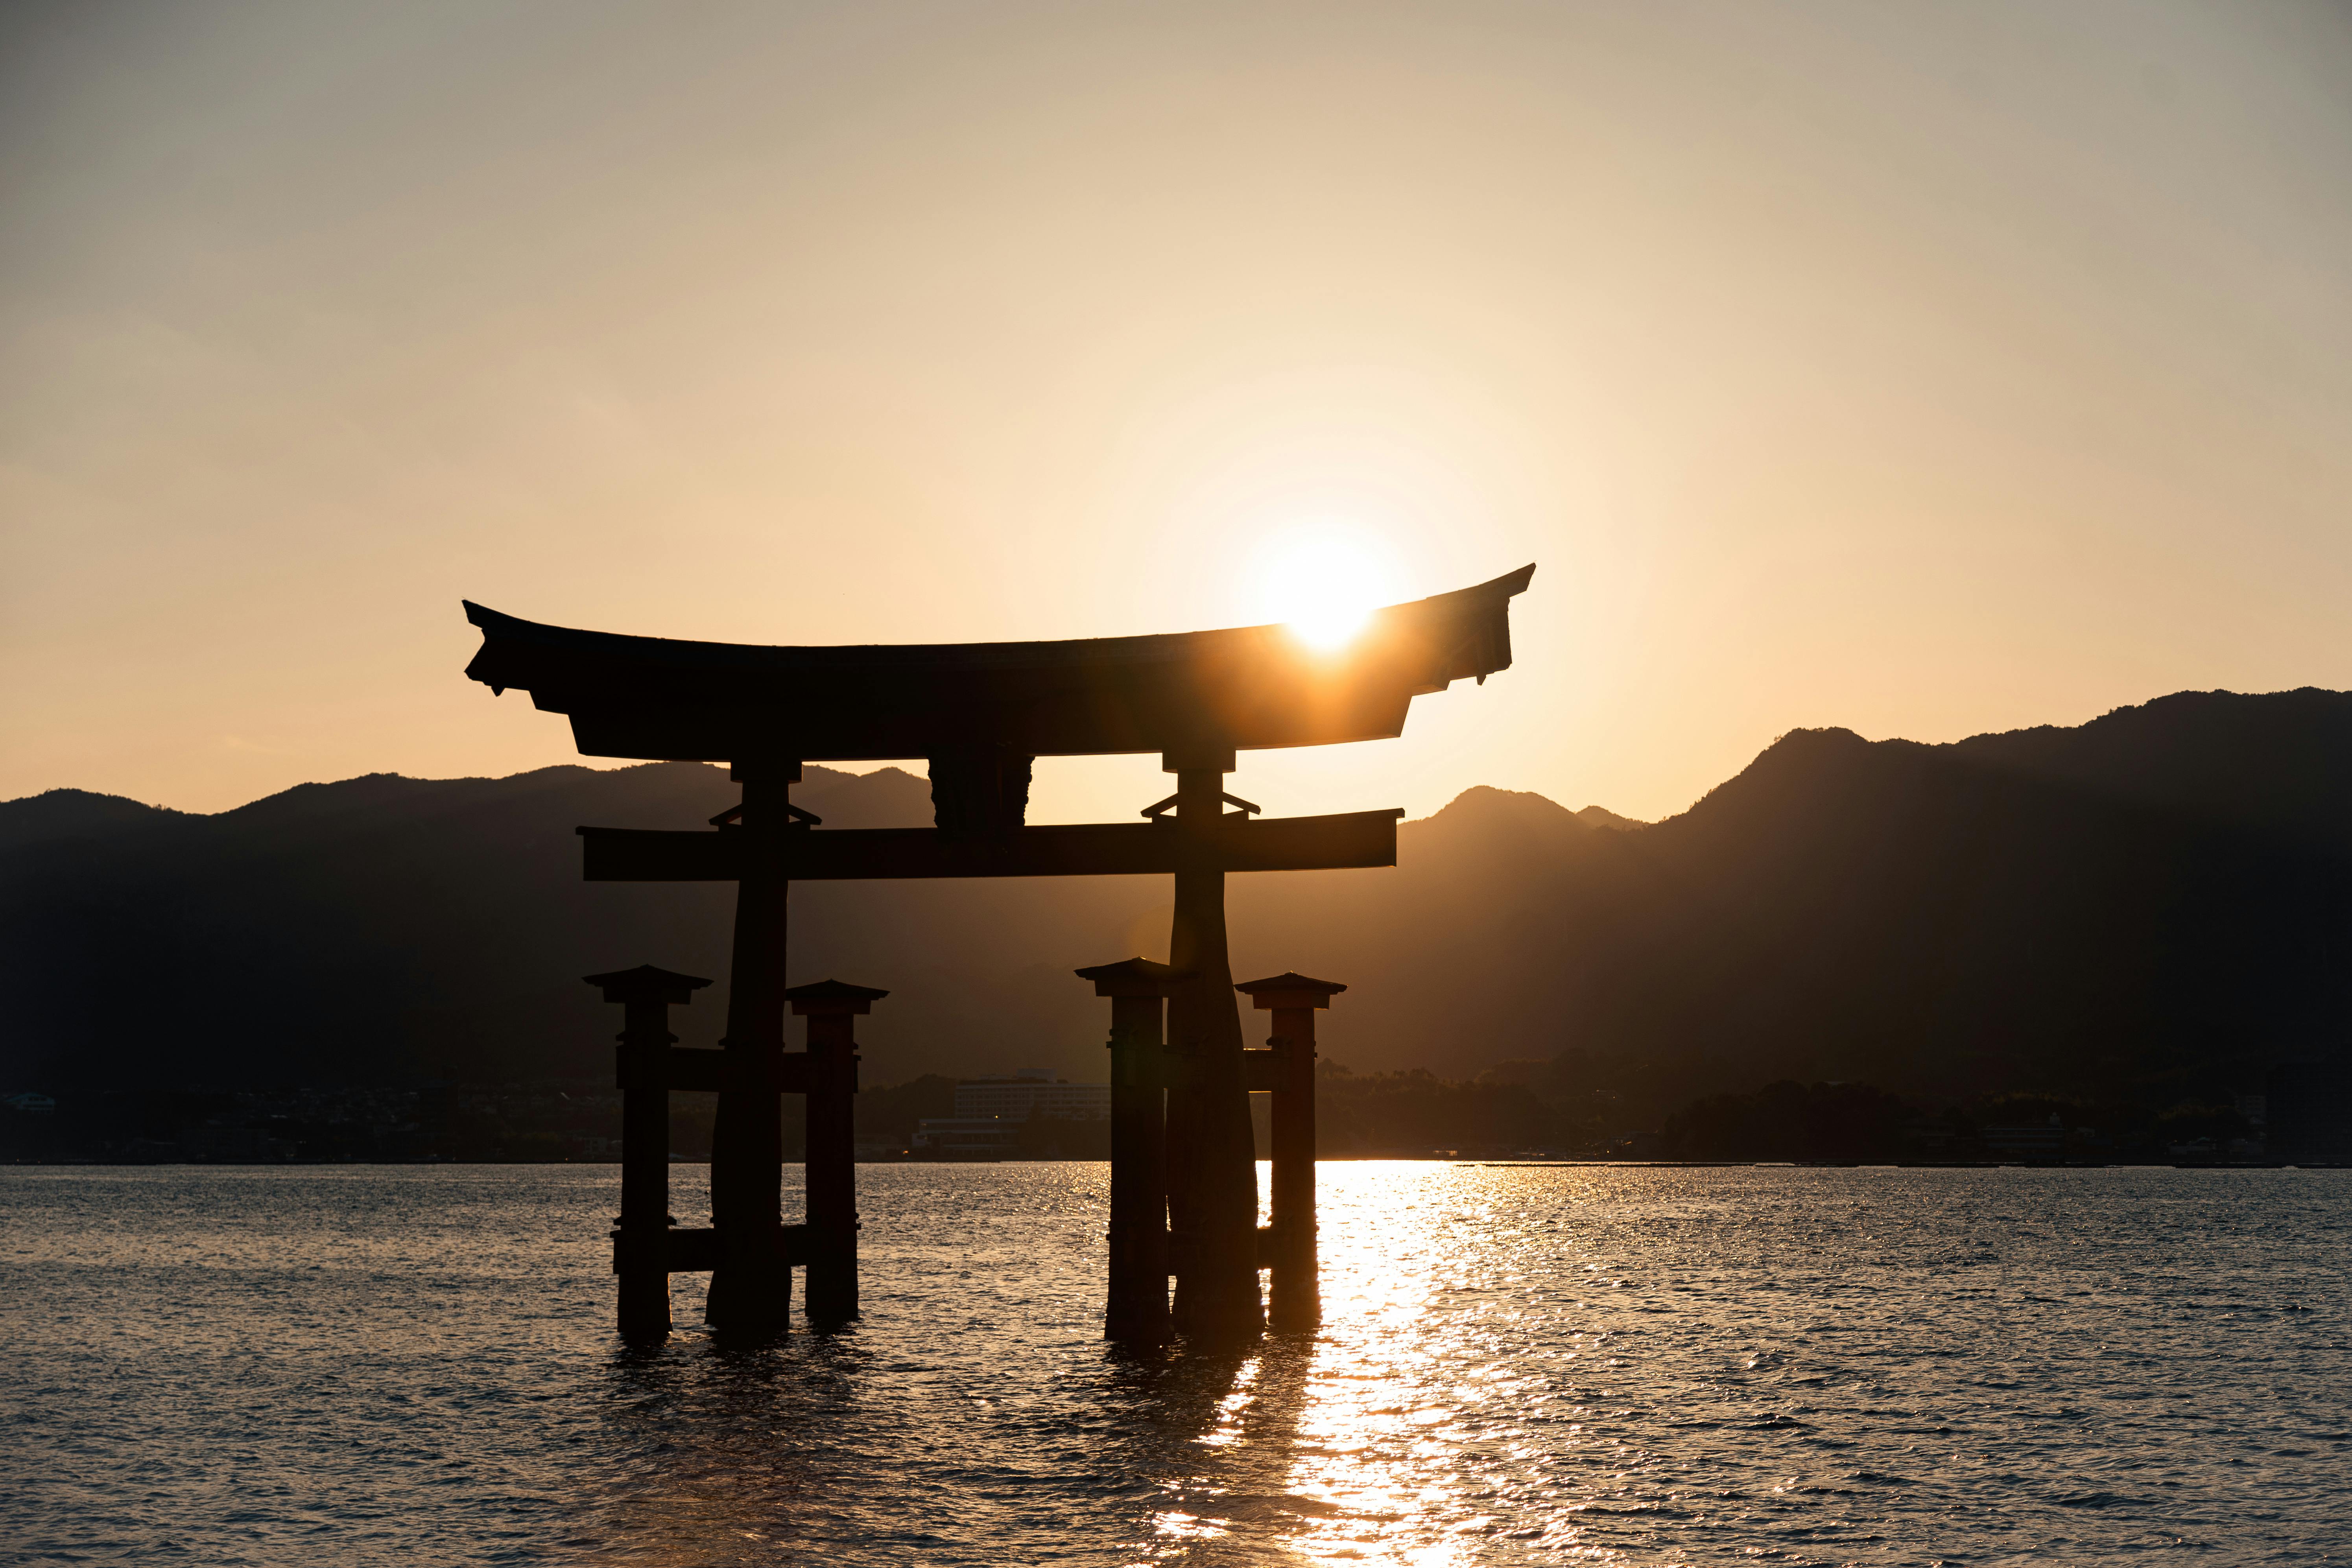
[5,688,2346,1116]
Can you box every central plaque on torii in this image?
[461,563,1533,1340]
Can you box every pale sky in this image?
[6,0,2350,825]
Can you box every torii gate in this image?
[461,563,1533,1341]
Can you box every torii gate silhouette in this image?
[461,563,1533,1343]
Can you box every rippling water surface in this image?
[4,1163,2346,1565]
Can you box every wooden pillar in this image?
[1162,746,1265,1341]
[707,759,799,1334]
[1236,972,1345,1333]
[1075,957,1186,1344]
[584,964,712,1342]
[786,978,886,1324]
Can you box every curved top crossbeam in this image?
[461,563,1533,763]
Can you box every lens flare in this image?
[1253,525,1404,653]
[1287,600,1376,651]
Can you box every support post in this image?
[786,978,887,1324]
[1162,746,1265,1341]
[708,759,800,1334]
[1236,972,1345,1333]
[1075,957,1188,1344]
[584,964,712,1342]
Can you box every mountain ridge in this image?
[5,688,2345,1112]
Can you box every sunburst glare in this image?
[1250,524,1407,652]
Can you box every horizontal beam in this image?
[579,809,1404,883]
[1105,1049,1288,1091]
[620,1047,814,1095]
[612,1224,811,1275]
[663,1226,726,1273]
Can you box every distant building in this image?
[952,1068,1109,1123]
[175,1124,291,1162]
[1979,1116,2066,1161]
[1901,1120,1959,1157]
[910,1118,1020,1159]
[3,1092,56,1114]
[912,1068,1111,1159]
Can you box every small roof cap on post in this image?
[783,978,890,1015]
[1234,972,1347,1009]
[1074,956,1194,998]
[583,964,712,1005]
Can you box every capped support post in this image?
[1160,746,1265,1341]
[1235,972,1345,1333]
[585,963,712,1341]
[707,757,802,1336]
[1075,957,1190,1344]
[785,978,887,1324]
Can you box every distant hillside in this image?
[0,788,187,854]
[1945,688,2352,850]
[5,688,2347,1112]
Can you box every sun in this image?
[1253,526,1405,652]
[1288,596,1375,651]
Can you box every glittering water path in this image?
[3,1164,2346,1564]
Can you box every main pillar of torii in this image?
[460,564,1533,1337]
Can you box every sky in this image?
[5,0,2351,825]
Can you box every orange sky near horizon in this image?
[5,1,2351,825]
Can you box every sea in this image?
[2,1163,2345,1566]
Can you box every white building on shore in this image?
[953,1067,1110,1122]
[913,1068,1111,1158]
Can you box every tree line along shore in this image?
[2,1061,2306,1166]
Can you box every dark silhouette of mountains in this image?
[5,688,2346,1115]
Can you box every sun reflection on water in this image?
[12,1164,2346,1564]
[1131,1162,1529,1566]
